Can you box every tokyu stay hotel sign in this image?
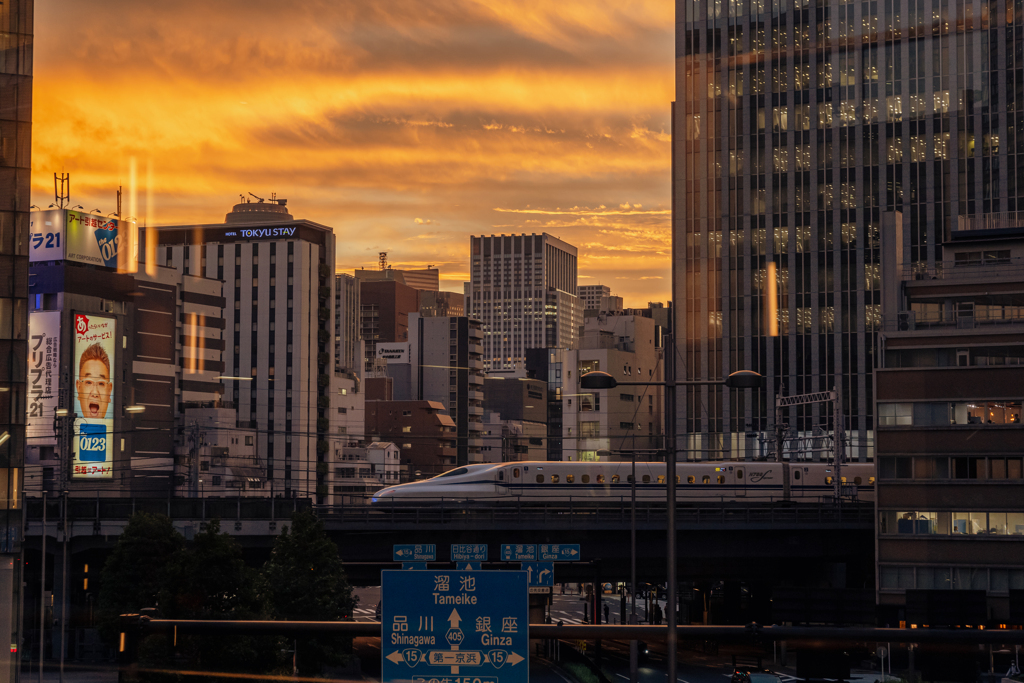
[382,570,528,683]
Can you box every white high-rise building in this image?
[467,233,581,371]
[158,200,361,503]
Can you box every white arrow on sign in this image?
[539,568,551,583]
[386,651,404,664]
[448,608,462,628]
[508,652,525,666]
[568,548,578,556]
[525,565,533,583]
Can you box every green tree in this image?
[97,512,184,644]
[160,519,279,675]
[262,510,356,675]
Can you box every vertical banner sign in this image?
[26,311,61,444]
[73,314,116,479]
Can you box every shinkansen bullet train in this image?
[370,461,875,505]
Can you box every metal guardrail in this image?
[128,617,1024,645]
[25,497,873,528]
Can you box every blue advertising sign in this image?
[521,562,554,586]
[500,544,537,561]
[394,544,436,562]
[452,544,488,562]
[382,570,528,683]
[539,544,581,561]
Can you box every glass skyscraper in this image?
[674,0,1024,459]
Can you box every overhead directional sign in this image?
[521,562,554,587]
[382,570,528,683]
[394,544,436,562]
[501,544,537,561]
[539,544,581,561]
[452,544,488,562]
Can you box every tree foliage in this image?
[160,519,278,674]
[262,510,356,674]
[96,511,184,643]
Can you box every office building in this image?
[419,290,464,317]
[358,278,419,374]
[331,441,400,504]
[482,377,547,461]
[1,3,31,669]
[334,273,360,374]
[673,0,1024,461]
[379,314,485,465]
[875,213,1024,625]
[158,199,345,502]
[355,266,439,292]
[524,348,570,461]
[562,313,665,460]
[578,285,623,314]
[365,400,457,477]
[468,233,581,371]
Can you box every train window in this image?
[438,467,469,479]
[498,471,504,481]
[513,468,520,478]
[627,475,634,483]
[854,476,862,485]
[736,469,744,479]
[536,474,544,483]
[717,475,725,484]
[841,477,848,484]
[566,474,574,483]
[642,475,651,483]
[582,475,590,483]
[611,475,620,483]
[688,475,695,484]
[702,475,710,484]
[676,475,681,484]
[597,474,605,483]
[794,470,801,481]
[657,475,665,484]
[869,476,875,484]
[551,475,560,483]
[825,476,833,484]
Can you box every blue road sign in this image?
[500,544,537,561]
[539,544,581,561]
[456,562,481,571]
[394,544,436,562]
[403,562,428,570]
[452,544,488,562]
[382,570,528,683]
[521,562,554,586]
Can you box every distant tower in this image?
[379,252,388,270]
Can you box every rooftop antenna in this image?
[379,252,388,270]
[248,192,265,204]
[116,185,122,219]
[54,172,70,209]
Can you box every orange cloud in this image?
[32,0,673,306]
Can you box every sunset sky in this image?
[32,0,674,305]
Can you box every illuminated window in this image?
[611,475,620,483]
[513,468,520,477]
[566,474,574,483]
[551,475,560,483]
[687,476,695,484]
[717,475,725,484]
[597,474,605,484]
[702,475,710,484]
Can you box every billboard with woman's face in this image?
[73,314,116,479]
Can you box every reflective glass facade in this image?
[674,0,1024,459]
[0,0,30,677]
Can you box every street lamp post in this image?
[581,360,761,683]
